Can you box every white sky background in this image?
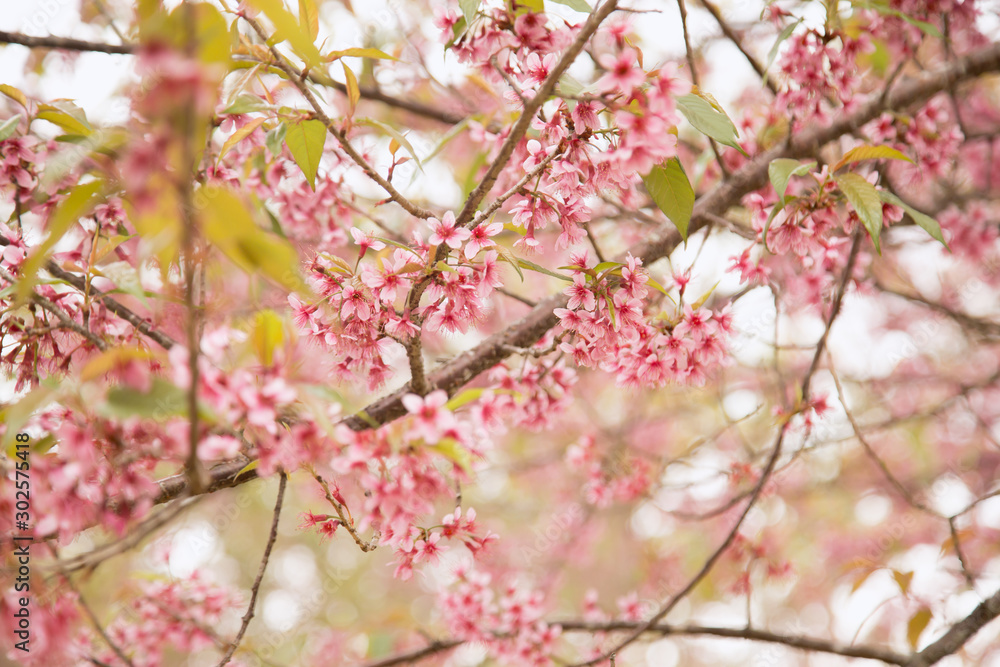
[3,1,1000,664]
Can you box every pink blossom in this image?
[429,211,472,249]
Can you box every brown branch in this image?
[0,29,473,129]
[144,41,1000,505]
[700,0,778,95]
[216,472,287,667]
[452,0,619,229]
[50,543,136,667]
[905,586,1000,666]
[0,30,135,54]
[676,0,730,178]
[241,16,436,220]
[574,233,862,667]
[360,639,462,667]
[0,266,108,350]
[45,258,178,350]
[560,620,909,664]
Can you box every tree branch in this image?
[453,0,619,229]
[241,15,436,220]
[905,586,1000,666]
[0,30,134,54]
[560,620,909,664]
[144,42,1000,506]
[215,472,287,667]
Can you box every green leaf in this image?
[223,93,269,115]
[0,83,27,108]
[645,275,672,299]
[549,0,591,11]
[515,0,544,14]
[593,261,624,277]
[0,116,20,141]
[235,459,260,481]
[836,173,884,254]
[878,191,948,249]
[768,158,816,204]
[325,47,397,61]
[494,244,525,282]
[907,607,932,649]
[265,122,288,157]
[677,93,745,154]
[855,2,941,37]
[357,118,422,167]
[284,118,327,189]
[374,236,425,260]
[832,144,913,172]
[429,437,473,474]
[446,388,486,411]
[517,257,573,282]
[763,18,802,85]
[105,378,187,419]
[36,102,93,137]
[423,118,470,164]
[643,157,695,240]
[200,186,309,293]
[459,0,481,23]
[761,199,787,253]
[250,309,285,366]
[17,179,104,303]
[245,0,323,65]
[97,260,149,304]
[1,380,58,455]
[298,0,319,40]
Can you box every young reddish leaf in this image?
[343,62,361,117]
[0,83,28,108]
[891,569,914,595]
[326,47,397,62]
[80,347,156,382]
[907,607,932,649]
[832,145,913,172]
[217,117,266,164]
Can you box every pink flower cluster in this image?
[777,28,870,124]
[289,226,504,390]
[555,255,731,388]
[439,566,561,666]
[94,573,239,667]
[566,434,655,507]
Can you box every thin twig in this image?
[0,30,134,54]
[216,471,287,667]
[0,266,108,350]
[241,15,436,220]
[700,0,777,95]
[49,543,136,667]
